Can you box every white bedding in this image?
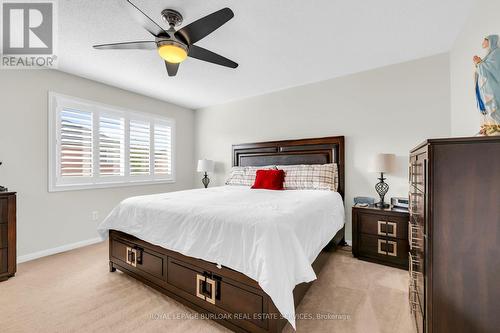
[97,186,345,329]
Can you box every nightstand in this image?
[352,205,409,270]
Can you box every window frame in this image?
[48,92,176,192]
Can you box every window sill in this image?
[48,179,176,192]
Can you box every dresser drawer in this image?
[410,285,424,333]
[0,248,7,274]
[409,189,425,218]
[409,251,424,312]
[0,224,7,248]
[359,213,408,239]
[409,218,424,254]
[111,238,164,280]
[409,154,426,193]
[167,257,268,329]
[358,234,408,265]
[0,198,7,224]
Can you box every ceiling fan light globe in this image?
[158,43,188,63]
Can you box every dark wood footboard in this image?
[109,226,344,333]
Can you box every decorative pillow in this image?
[277,163,338,191]
[225,166,275,186]
[251,169,285,190]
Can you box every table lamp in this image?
[197,159,215,188]
[371,153,395,208]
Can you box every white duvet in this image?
[97,186,345,329]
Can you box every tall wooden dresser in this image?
[408,137,500,333]
[0,192,16,281]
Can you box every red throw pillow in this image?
[251,169,285,190]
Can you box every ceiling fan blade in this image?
[175,8,233,45]
[93,41,157,50]
[125,0,169,37]
[165,61,179,77]
[188,45,238,69]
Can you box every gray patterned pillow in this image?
[277,163,338,191]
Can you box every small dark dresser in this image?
[352,205,409,269]
[0,192,16,281]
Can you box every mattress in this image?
[97,185,345,328]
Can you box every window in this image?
[49,92,175,191]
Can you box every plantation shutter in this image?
[129,120,151,176]
[59,108,93,177]
[154,122,172,175]
[99,115,125,176]
[50,93,175,191]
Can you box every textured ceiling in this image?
[57,0,475,109]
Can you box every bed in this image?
[98,136,345,333]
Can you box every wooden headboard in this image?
[232,136,345,198]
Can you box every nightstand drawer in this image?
[358,213,385,236]
[358,213,408,239]
[358,234,409,267]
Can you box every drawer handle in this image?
[196,274,217,305]
[205,277,216,305]
[125,247,137,267]
[386,221,397,237]
[377,220,387,236]
[408,221,412,245]
[377,239,386,255]
[387,241,397,256]
[196,273,205,301]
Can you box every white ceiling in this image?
[58,0,475,109]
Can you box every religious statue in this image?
[473,35,500,136]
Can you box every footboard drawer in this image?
[167,257,268,329]
[0,248,7,274]
[0,224,7,248]
[218,276,268,328]
[111,238,164,280]
[167,258,205,297]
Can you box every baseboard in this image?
[17,237,103,263]
[345,240,352,246]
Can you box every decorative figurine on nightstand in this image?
[473,34,500,136]
[0,162,7,192]
[370,153,395,208]
[197,159,215,188]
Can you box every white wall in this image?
[0,70,195,259]
[195,54,451,242]
[450,0,500,136]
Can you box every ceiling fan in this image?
[93,0,238,77]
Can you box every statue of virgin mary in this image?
[474,35,500,136]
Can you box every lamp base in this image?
[201,172,210,189]
[375,201,390,209]
[375,172,389,209]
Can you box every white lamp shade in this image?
[371,153,396,173]
[197,159,214,173]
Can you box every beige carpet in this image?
[0,242,415,333]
